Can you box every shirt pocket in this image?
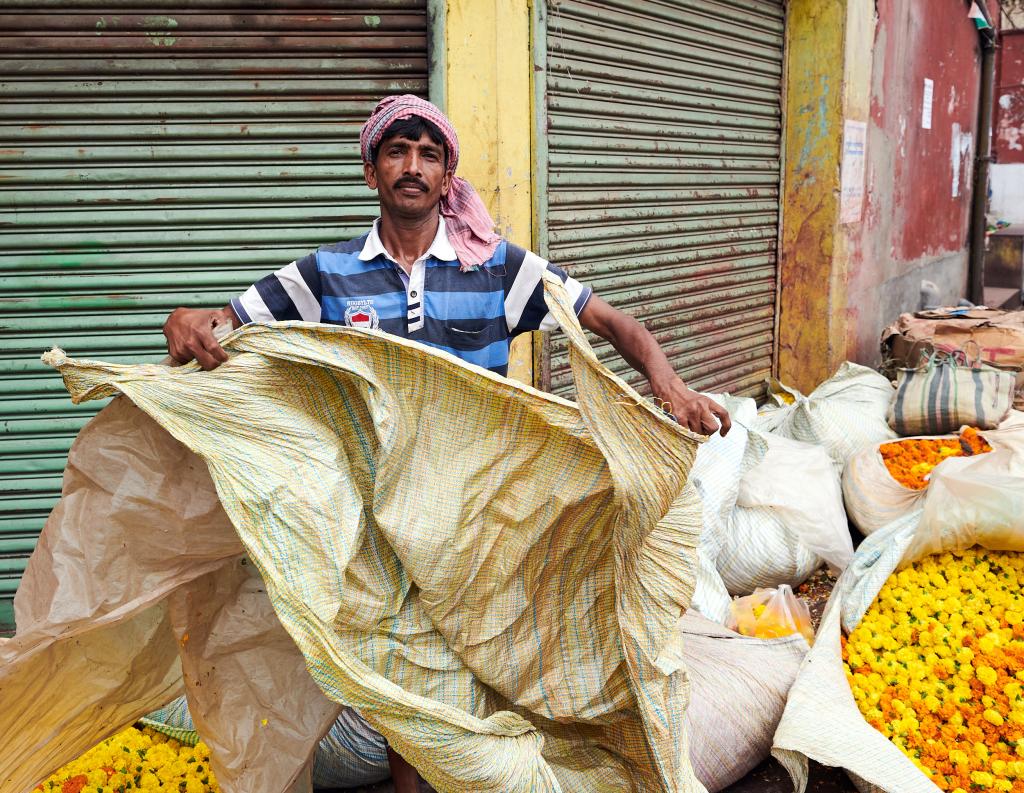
[445,319,498,351]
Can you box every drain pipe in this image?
[968,3,997,305]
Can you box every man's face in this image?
[364,131,452,220]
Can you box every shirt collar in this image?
[358,216,458,264]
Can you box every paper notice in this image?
[922,78,934,130]
[951,122,973,198]
[840,120,867,224]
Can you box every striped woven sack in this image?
[4,274,708,793]
[888,350,1015,436]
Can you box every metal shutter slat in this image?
[542,0,783,403]
[0,2,428,628]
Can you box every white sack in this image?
[688,394,758,622]
[676,611,810,792]
[717,432,851,595]
[772,417,1024,793]
[842,411,1024,536]
[754,362,897,475]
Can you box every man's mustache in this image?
[393,177,428,191]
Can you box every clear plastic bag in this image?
[727,585,814,645]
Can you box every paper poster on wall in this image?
[950,122,974,198]
[840,119,867,224]
[922,78,934,129]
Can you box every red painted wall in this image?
[845,0,990,364]
[995,30,1024,163]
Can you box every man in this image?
[164,95,730,437]
[162,94,730,790]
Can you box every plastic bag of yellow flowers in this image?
[727,586,814,645]
[772,411,1024,792]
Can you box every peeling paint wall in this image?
[843,0,988,365]
[995,30,1024,162]
[992,30,1024,223]
[777,0,847,390]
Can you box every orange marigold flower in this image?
[879,430,992,490]
[844,547,1022,789]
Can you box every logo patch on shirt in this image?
[344,300,380,329]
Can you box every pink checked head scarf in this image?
[360,94,501,271]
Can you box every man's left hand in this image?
[651,376,732,437]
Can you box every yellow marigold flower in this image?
[844,547,1024,788]
[978,634,999,654]
[37,726,220,793]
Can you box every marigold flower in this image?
[879,430,992,490]
[844,548,1023,791]
[34,727,221,792]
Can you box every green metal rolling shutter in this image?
[0,1,429,630]
[538,0,785,399]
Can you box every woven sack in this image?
[841,434,956,536]
[719,507,821,596]
[888,349,1015,436]
[3,275,709,793]
[688,393,758,622]
[717,431,853,596]
[144,610,810,793]
[772,412,1024,792]
[678,611,808,792]
[753,362,897,475]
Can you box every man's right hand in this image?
[163,306,238,370]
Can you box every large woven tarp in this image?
[1,276,706,793]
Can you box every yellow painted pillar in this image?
[777,0,874,392]
[443,0,535,385]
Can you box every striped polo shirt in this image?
[231,218,592,376]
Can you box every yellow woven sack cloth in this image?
[1,276,705,793]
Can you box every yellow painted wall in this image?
[777,0,846,392]
[778,0,875,393]
[443,0,535,385]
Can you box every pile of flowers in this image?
[35,726,219,792]
[843,547,1024,791]
[879,427,992,490]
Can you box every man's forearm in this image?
[577,294,731,435]
[578,295,682,389]
[217,304,243,330]
[599,311,682,390]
